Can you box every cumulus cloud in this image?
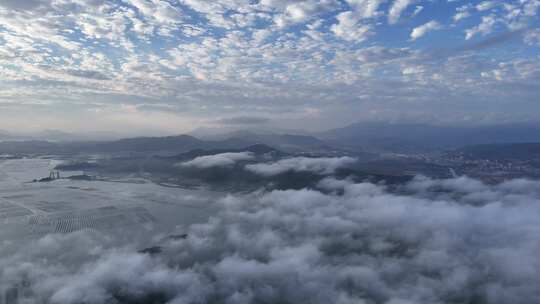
[476,1,497,12]
[128,0,183,25]
[272,0,340,27]
[178,152,254,169]
[388,0,414,24]
[0,0,539,132]
[345,0,385,19]
[453,4,472,22]
[245,156,357,176]
[2,176,540,303]
[0,0,46,11]
[465,15,497,39]
[410,20,441,41]
[331,11,371,42]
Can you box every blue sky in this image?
[0,0,539,135]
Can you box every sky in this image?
[0,0,539,135]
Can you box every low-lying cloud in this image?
[1,176,540,303]
[216,116,271,125]
[178,152,254,169]
[245,156,357,176]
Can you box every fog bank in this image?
[1,176,539,304]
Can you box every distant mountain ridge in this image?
[0,133,328,155]
[99,135,204,152]
[223,131,329,152]
[3,122,540,155]
[189,127,310,140]
[318,122,540,152]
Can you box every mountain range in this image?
[2,122,540,155]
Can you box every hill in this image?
[0,133,331,155]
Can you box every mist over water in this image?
[2,176,539,304]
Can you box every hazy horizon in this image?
[4,120,540,142]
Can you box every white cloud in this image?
[388,0,414,24]
[523,0,540,17]
[476,1,497,12]
[465,15,496,39]
[331,11,371,42]
[453,4,472,22]
[271,0,340,27]
[128,0,183,24]
[345,0,385,19]
[524,28,540,45]
[410,20,441,41]
[2,176,540,303]
[245,156,357,176]
[179,152,255,169]
[412,5,423,17]
[0,0,538,131]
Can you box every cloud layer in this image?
[0,0,539,132]
[2,176,540,303]
[245,156,357,176]
[179,152,255,169]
